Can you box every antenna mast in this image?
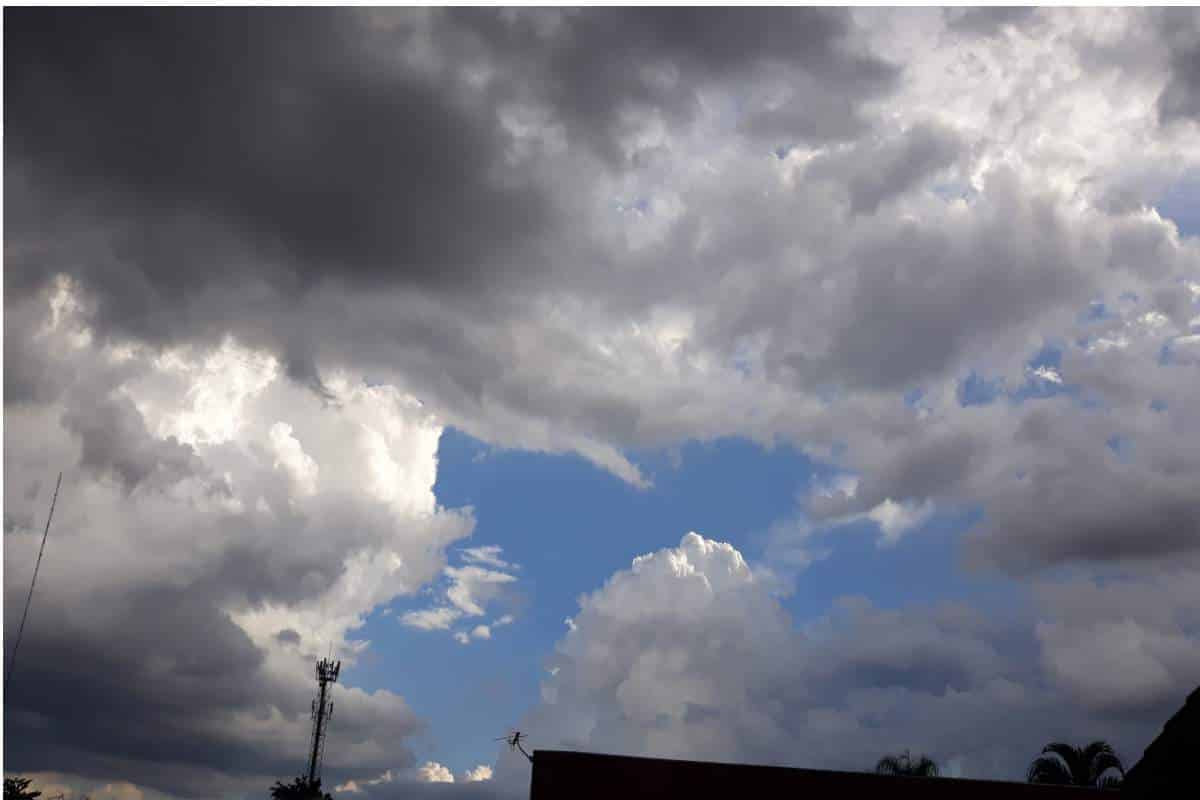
[306,657,340,784]
[5,472,62,693]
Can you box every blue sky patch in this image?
[343,430,1026,775]
[1156,168,1200,238]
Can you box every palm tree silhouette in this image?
[4,777,43,800]
[268,776,332,800]
[875,750,940,777]
[1026,741,1124,789]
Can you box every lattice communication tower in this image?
[306,657,341,783]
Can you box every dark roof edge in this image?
[531,749,1103,791]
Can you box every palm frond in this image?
[1028,740,1124,787]
[1083,741,1125,785]
[1045,742,1090,785]
[875,755,906,775]
[875,750,938,777]
[1027,753,1074,785]
[1091,752,1125,782]
[912,756,940,777]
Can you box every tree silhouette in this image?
[268,776,332,800]
[1026,741,1124,789]
[875,750,939,777]
[4,777,42,800]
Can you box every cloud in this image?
[269,422,320,497]
[276,628,302,646]
[4,9,551,317]
[445,566,518,618]
[7,774,175,800]
[800,121,966,216]
[1154,9,1200,124]
[400,608,463,632]
[495,533,1172,792]
[60,390,205,492]
[792,276,1200,570]
[399,547,519,643]
[451,8,899,160]
[461,766,493,783]
[796,476,936,547]
[10,5,1191,530]
[1026,365,1064,385]
[416,763,456,784]
[335,764,511,799]
[943,7,1041,37]
[460,546,513,570]
[2,8,901,488]
[2,289,472,797]
[335,768,395,794]
[7,13,1194,492]
[343,777,516,800]
[1033,574,1200,717]
[865,498,936,545]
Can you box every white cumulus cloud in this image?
[416,762,455,783]
[462,765,494,782]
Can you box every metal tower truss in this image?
[306,657,340,783]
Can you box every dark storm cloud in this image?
[4,7,897,355]
[2,493,411,792]
[966,434,1200,573]
[3,293,74,406]
[3,576,423,798]
[5,7,548,344]
[4,584,276,791]
[444,7,898,158]
[1155,8,1200,124]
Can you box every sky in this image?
[3,6,1200,799]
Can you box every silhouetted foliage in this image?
[4,777,42,800]
[1026,741,1124,789]
[269,776,332,800]
[874,750,939,777]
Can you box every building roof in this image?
[1123,684,1200,798]
[530,750,1107,799]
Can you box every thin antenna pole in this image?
[497,731,533,763]
[5,472,63,693]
